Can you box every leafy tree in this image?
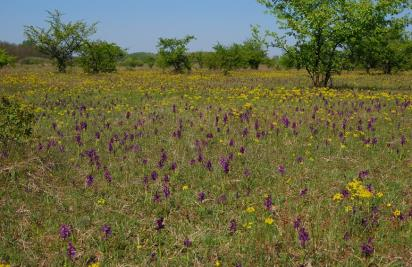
[258,0,410,87]
[79,41,125,73]
[212,43,246,75]
[24,10,96,72]
[156,35,195,73]
[241,26,268,69]
[0,49,15,68]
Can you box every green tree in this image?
[241,26,268,69]
[79,41,126,73]
[213,43,246,75]
[24,10,96,72]
[258,0,410,87]
[0,49,15,68]
[156,35,195,73]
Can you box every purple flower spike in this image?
[155,217,165,231]
[67,242,76,260]
[101,224,112,239]
[59,224,72,239]
[298,227,309,247]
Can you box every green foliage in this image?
[212,43,246,74]
[79,41,125,73]
[0,97,34,147]
[0,49,15,68]
[19,57,50,65]
[121,52,156,69]
[258,0,411,86]
[24,10,96,72]
[156,35,195,73]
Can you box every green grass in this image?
[0,67,411,266]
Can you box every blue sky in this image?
[1,0,282,55]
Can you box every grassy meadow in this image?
[0,67,411,266]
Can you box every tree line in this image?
[0,1,411,87]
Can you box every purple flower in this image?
[155,217,165,231]
[86,175,94,186]
[358,170,369,180]
[153,191,161,202]
[264,195,272,211]
[219,157,230,174]
[183,238,192,247]
[229,139,235,146]
[101,224,112,238]
[298,227,309,247]
[103,167,112,183]
[59,224,71,239]
[239,146,245,154]
[281,116,290,128]
[296,156,304,163]
[361,239,374,257]
[151,171,158,181]
[198,191,206,203]
[278,165,285,175]
[229,219,237,234]
[293,218,301,230]
[163,185,171,198]
[300,188,308,196]
[67,242,76,260]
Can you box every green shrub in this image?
[79,40,126,73]
[0,97,35,147]
[19,57,50,65]
[0,49,15,68]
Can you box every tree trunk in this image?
[57,58,66,73]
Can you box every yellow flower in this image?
[97,198,106,205]
[393,209,401,217]
[215,260,221,266]
[182,185,189,190]
[344,206,353,213]
[386,203,392,207]
[264,217,274,225]
[88,263,100,267]
[333,193,343,201]
[246,207,255,213]
[376,192,383,198]
[0,264,11,267]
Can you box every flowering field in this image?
[0,68,411,266]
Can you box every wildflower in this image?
[88,263,100,267]
[155,217,165,231]
[361,239,374,257]
[183,238,192,247]
[182,185,189,190]
[376,192,383,198]
[333,193,343,201]
[246,207,255,213]
[198,191,206,203]
[86,175,94,186]
[229,219,237,234]
[219,157,230,174]
[264,195,272,211]
[293,218,301,230]
[161,185,170,199]
[264,217,274,225]
[345,206,353,213]
[97,198,106,205]
[393,209,401,217]
[298,227,309,247]
[300,188,308,196]
[101,224,112,239]
[59,224,72,239]
[67,242,76,260]
[103,167,112,183]
[277,165,285,175]
[215,260,221,266]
